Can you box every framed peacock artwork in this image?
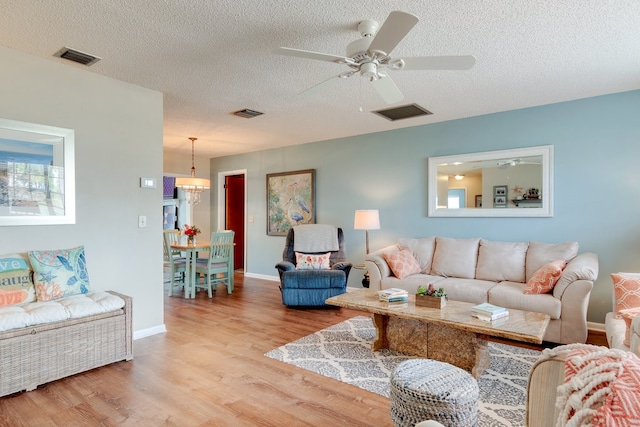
[266,169,315,236]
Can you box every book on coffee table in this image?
[471,302,508,317]
[378,288,409,302]
[472,310,510,322]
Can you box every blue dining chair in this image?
[163,229,187,296]
[195,230,235,297]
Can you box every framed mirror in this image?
[0,118,75,226]
[428,145,553,217]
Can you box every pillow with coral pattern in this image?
[383,249,421,280]
[524,259,566,294]
[612,273,640,318]
[295,252,331,270]
[28,246,91,301]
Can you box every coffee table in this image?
[325,289,550,378]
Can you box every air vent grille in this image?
[54,47,101,66]
[233,108,264,118]
[372,104,432,121]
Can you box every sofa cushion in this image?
[295,252,331,270]
[0,291,124,333]
[612,273,640,318]
[28,246,92,301]
[431,237,480,279]
[489,281,561,319]
[524,259,566,294]
[435,277,498,304]
[383,249,421,279]
[398,237,436,274]
[475,239,528,283]
[0,253,36,306]
[525,241,578,282]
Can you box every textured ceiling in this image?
[1,1,639,158]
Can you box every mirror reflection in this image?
[428,145,553,217]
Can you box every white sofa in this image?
[365,236,599,344]
[604,272,640,356]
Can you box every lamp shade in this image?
[354,209,380,230]
[175,176,210,190]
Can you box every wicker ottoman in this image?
[390,359,479,427]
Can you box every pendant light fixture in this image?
[175,137,210,205]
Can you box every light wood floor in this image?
[0,273,608,426]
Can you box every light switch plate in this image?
[138,215,147,228]
[140,177,156,188]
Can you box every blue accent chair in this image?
[275,226,352,306]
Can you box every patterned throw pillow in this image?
[612,273,640,318]
[28,246,91,301]
[295,252,331,270]
[524,259,566,294]
[619,308,640,347]
[0,253,36,306]
[382,249,421,280]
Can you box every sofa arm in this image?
[364,244,398,290]
[553,252,599,299]
[332,262,352,282]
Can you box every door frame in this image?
[217,169,247,272]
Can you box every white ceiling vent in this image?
[54,47,101,66]
[232,108,264,118]
[372,104,433,121]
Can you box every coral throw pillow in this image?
[612,273,640,318]
[383,249,421,280]
[28,246,91,301]
[524,259,566,294]
[295,252,331,270]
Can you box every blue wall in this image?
[210,90,640,323]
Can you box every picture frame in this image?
[494,185,507,197]
[266,169,315,236]
[494,195,507,207]
[475,195,482,208]
[0,118,75,226]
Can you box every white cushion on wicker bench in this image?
[0,291,125,333]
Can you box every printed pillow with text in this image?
[295,252,331,270]
[0,253,36,306]
[28,246,91,301]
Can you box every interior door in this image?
[225,174,245,269]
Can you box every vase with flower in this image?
[183,224,201,245]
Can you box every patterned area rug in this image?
[265,316,541,426]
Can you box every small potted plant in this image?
[415,284,448,309]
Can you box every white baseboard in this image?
[588,321,605,332]
[133,324,167,340]
[244,272,279,281]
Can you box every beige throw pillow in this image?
[525,241,578,282]
[398,236,436,274]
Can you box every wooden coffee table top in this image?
[326,289,550,344]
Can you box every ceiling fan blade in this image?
[399,55,476,70]
[370,74,404,104]
[367,11,419,56]
[299,72,355,97]
[274,47,351,64]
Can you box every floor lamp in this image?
[354,209,380,288]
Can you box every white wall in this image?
[0,46,164,336]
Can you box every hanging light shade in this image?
[175,137,210,205]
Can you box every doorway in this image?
[217,169,247,271]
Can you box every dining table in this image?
[170,240,210,298]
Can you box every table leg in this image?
[371,313,389,351]
[190,249,197,298]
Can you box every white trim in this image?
[133,324,167,340]
[244,272,279,281]
[587,321,605,332]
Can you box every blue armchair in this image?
[275,225,352,306]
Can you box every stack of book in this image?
[471,302,509,322]
[378,288,409,303]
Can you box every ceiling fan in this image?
[274,11,476,104]
[497,158,542,169]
